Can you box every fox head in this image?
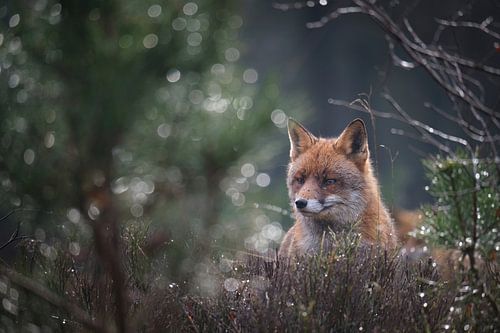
[287,118,371,227]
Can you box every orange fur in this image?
[393,209,485,279]
[392,209,424,246]
[279,118,397,258]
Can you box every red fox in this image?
[279,118,398,257]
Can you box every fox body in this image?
[279,118,398,258]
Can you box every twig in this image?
[382,93,469,148]
[423,103,497,143]
[305,7,365,29]
[328,98,405,121]
[436,17,500,40]
[329,95,469,155]
[0,209,37,251]
[304,0,500,120]
[0,265,107,332]
[0,229,30,250]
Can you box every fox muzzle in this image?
[295,199,308,209]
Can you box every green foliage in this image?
[418,152,499,258]
[2,1,496,331]
[0,0,290,280]
[415,152,500,330]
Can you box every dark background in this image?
[239,0,500,209]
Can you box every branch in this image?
[306,7,365,29]
[0,222,30,251]
[423,102,499,143]
[301,0,500,120]
[328,96,469,155]
[365,2,500,77]
[0,265,107,333]
[382,93,469,148]
[0,209,39,251]
[436,16,500,40]
[327,98,405,121]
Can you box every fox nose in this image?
[295,199,308,209]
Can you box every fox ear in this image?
[337,118,368,165]
[288,118,316,160]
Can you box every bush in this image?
[2,223,498,332]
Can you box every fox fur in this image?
[279,118,398,258]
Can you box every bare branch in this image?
[0,209,39,251]
[0,222,30,251]
[327,98,405,121]
[385,35,417,69]
[272,1,310,10]
[329,95,470,154]
[301,0,500,79]
[423,103,499,143]
[436,16,500,40]
[390,128,436,146]
[299,0,500,120]
[0,265,107,332]
[355,1,500,77]
[382,94,465,155]
[305,7,365,29]
[367,7,499,119]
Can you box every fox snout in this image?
[294,194,345,215]
[295,198,308,209]
[294,197,328,214]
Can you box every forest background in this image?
[0,0,498,331]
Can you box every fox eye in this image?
[324,179,337,186]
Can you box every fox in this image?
[279,118,398,258]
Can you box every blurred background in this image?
[0,0,498,280]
